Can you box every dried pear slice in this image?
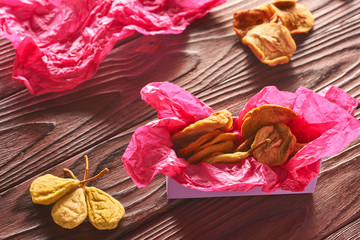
[171,110,233,149]
[177,130,222,158]
[195,132,238,153]
[242,23,296,66]
[270,1,314,34]
[241,104,298,139]
[251,123,296,166]
[30,174,80,205]
[233,4,277,39]
[85,186,125,230]
[51,188,87,229]
[187,140,235,164]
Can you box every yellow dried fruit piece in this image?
[234,135,255,152]
[252,123,296,166]
[270,1,314,34]
[177,130,222,158]
[195,132,238,152]
[187,140,235,164]
[86,186,125,230]
[51,188,87,229]
[242,23,296,66]
[241,104,298,139]
[171,110,233,149]
[203,139,270,164]
[30,174,80,205]
[233,4,277,39]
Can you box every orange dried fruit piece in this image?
[270,1,314,34]
[251,123,296,166]
[241,104,298,139]
[171,110,233,149]
[195,132,238,153]
[242,23,296,66]
[233,4,277,39]
[187,140,235,164]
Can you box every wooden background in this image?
[1,0,359,239]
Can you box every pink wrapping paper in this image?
[0,0,226,95]
[122,82,360,193]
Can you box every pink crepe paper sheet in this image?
[0,0,226,95]
[122,82,360,193]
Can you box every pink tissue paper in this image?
[0,0,226,95]
[122,82,360,194]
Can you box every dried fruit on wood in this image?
[251,123,297,166]
[51,188,87,229]
[30,174,80,205]
[233,4,277,39]
[30,156,125,230]
[270,1,314,34]
[171,110,233,149]
[86,186,125,230]
[241,104,298,139]
[242,23,296,66]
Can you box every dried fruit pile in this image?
[233,0,314,66]
[30,156,125,230]
[172,104,306,166]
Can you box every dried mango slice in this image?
[187,140,235,164]
[241,104,298,139]
[51,188,87,229]
[195,132,238,152]
[270,1,314,34]
[177,130,222,158]
[85,186,125,230]
[251,123,296,166]
[171,110,232,149]
[242,23,296,66]
[29,174,80,205]
[233,4,277,39]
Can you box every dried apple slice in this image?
[233,4,277,39]
[241,104,298,139]
[251,123,296,166]
[270,1,314,34]
[242,23,297,66]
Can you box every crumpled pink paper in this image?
[0,0,226,95]
[122,82,360,193]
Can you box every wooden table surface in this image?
[1,0,359,239]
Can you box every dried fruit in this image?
[171,110,233,149]
[51,188,87,229]
[30,156,125,230]
[203,139,270,164]
[251,123,297,166]
[187,140,235,164]
[86,186,125,230]
[242,23,296,66]
[241,104,298,139]
[233,1,314,66]
[270,1,314,34]
[30,174,80,205]
[233,4,277,39]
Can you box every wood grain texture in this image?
[0,0,359,239]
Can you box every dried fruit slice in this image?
[270,1,314,34]
[187,140,235,164]
[171,110,233,149]
[233,4,277,39]
[195,132,238,152]
[177,130,222,158]
[251,123,296,166]
[29,174,80,205]
[242,23,296,66]
[51,188,87,229]
[241,104,298,139]
[85,186,125,230]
